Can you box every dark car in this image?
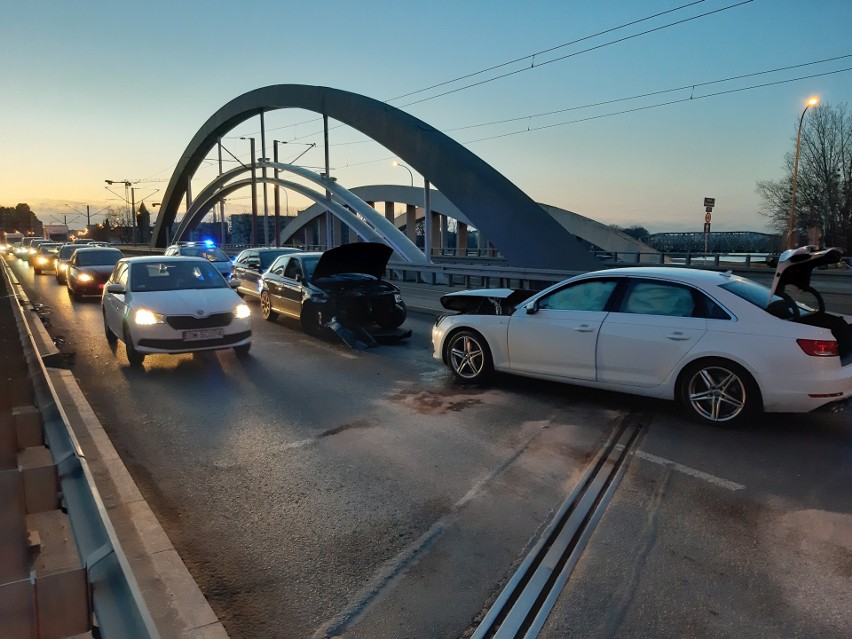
[54,243,82,283]
[67,247,124,300]
[24,238,51,264]
[32,242,63,274]
[258,242,409,348]
[232,247,302,299]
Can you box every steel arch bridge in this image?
[153,84,602,271]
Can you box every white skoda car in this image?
[102,256,251,367]
[432,246,851,425]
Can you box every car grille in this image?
[165,313,234,329]
[139,330,251,350]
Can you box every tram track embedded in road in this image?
[471,410,648,639]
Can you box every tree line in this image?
[0,203,41,234]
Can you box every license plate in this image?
[182,328,224,342]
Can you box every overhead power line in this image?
[245,0,751,141]
[331,64,852,170]
[396,0,756,108]
[446,53,852,134]
[459,66,852,144]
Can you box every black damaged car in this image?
[258,242,410,348]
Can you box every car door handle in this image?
[666,332,691,341]
[574,324,596,333]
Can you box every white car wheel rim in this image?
[450,335,484,379]
[688,366,746,422]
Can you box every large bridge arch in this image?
[153,84,601,271]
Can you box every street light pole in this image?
[105,179,136,243]
[273,140,284,246]
[786,96,819,250]
[239,137,258,245]
[392,161,414,186]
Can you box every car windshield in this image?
[59,245,77,258]
[179,246,229,261]
[75,250,122,266]
[131,261,227,291]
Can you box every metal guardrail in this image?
[1,259,160,638]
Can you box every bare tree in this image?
[756,103,852,251]
[103,206,134,243]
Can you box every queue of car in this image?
[4,237,850,425]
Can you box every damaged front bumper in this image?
[326,318,411,349]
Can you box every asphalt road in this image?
[7,254,851,638]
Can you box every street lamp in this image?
[105,179,138,242]
[392,160,414,187]
[239,137,259,245]
[786,96,819,250]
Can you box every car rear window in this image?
[180,246,229,261]
[718,278,776,309]
[75,250,123,266]
[260,250,296,269]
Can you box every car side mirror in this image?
[295,273,302,282]
[229,279,240,288]
[106,283,126,295]
[526,300,539,315]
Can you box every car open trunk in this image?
[770,245,852,365]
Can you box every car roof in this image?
[72,246,123,253]
[119,255,211,263]
[583,266,737,285]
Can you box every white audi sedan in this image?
[432,246,851,425]
[102,256,251,367]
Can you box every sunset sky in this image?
[2,0,850,234]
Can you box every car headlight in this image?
[134,308,165,325]
[78,272,93,282]
[234,303,251,319]
[394,292,403,303]
[37,256,48,264]
[59,263,68,272]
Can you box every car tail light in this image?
[797,338,839,357]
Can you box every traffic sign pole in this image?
[703,197,715,255]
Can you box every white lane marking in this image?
[634,450,746,491]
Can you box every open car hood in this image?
[312,242,393,280]
[440,288,537,315]
[769,245,844,297]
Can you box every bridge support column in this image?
[430,211,441,259]
[477,230,488,257]
[384,201,395,223]
[457,222,468,257]
[332,216,343,248]
[405,205,417,244]
[440,215,448,258]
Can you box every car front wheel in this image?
[234,343,251,358]
[260,290,278,321]
[446,329,493,383]
[103,311,117,345]
[677,358,759,426]
[123,327,145,367]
